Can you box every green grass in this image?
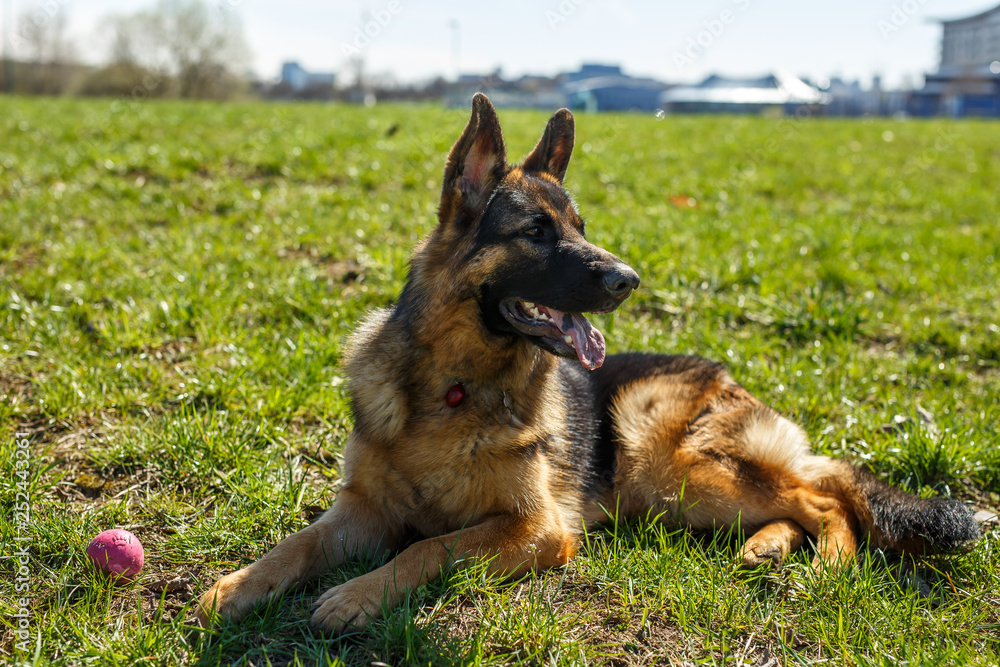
[1,97,998,666]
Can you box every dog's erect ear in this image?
[439,93,508,226]
[522,108,574,184]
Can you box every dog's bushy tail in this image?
[830,461,979,554]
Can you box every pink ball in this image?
[86,529,144,580]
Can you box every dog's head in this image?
[417,93,639,371]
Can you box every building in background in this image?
[561,64,667,112]
[823,75,911,117]
[659,72,829,115]
[277,61,336,97]
[447,64,665,111]
[446,67,565,109]
[939,3,1000,67]
[823,77,867,116]
[911,3,1000,117]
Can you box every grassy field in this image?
[1,96,999,666]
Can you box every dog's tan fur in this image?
[197,94,978,634]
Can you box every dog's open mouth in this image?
[500,298,606,370]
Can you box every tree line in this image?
[1,0,250,99]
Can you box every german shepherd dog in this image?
[197,93,979,633]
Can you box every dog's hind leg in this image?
[764,483,859,569]
[741,519,806,569]
[610,378,860,569]
[196,488,404,626]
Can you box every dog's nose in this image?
[603,266,640,298]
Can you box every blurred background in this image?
[2,0,1000,117]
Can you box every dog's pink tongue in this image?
[568,313,605,370]
[538,306,606,370]
[548,310,604,370]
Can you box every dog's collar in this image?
[445,383,465,408]
[445,385,523,427]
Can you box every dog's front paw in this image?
[196,566,286,626]
[308,574,388,635]
[740,542,785,570]
[197,568,269,626]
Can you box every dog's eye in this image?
[523,226,544,238]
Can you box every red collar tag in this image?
[445,383,465,408]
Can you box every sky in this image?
[2,0,997,88]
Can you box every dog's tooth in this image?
[563,334,573,345]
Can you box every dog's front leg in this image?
[196,488,403,626]
[308,512,575,634]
